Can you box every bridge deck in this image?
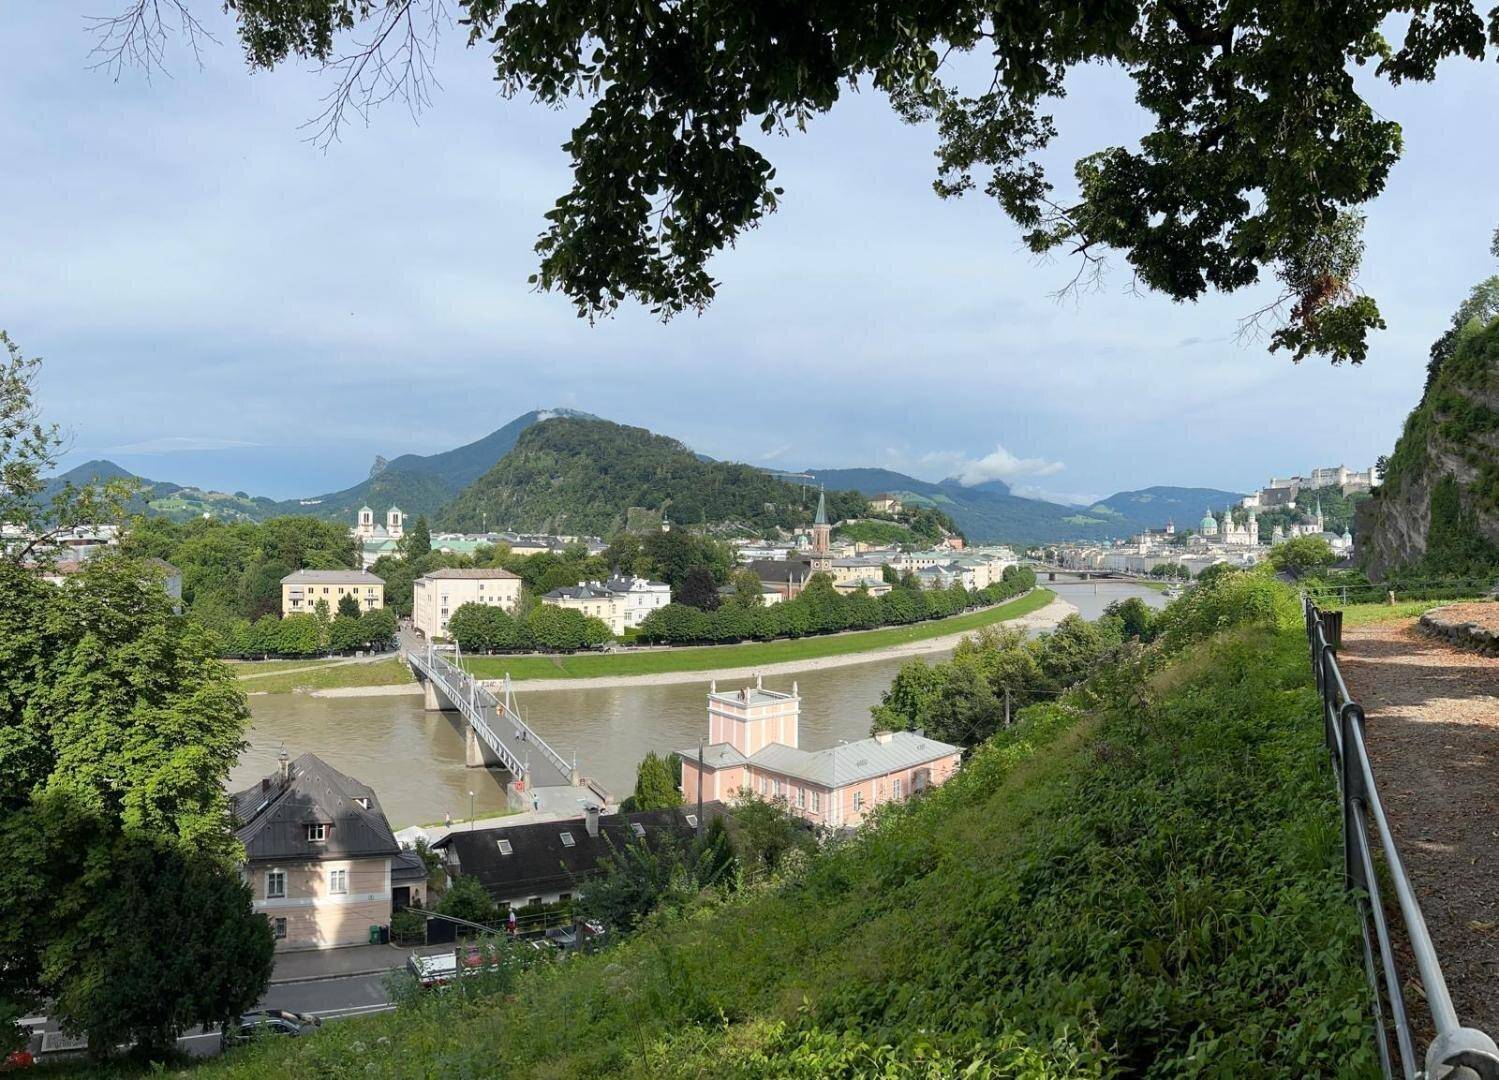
[408,647,575,792]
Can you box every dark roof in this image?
[391,847,428,883]
[232,753,401,863]
[746,558,812,584]
[434,802,725,901]
[542,583,618,601]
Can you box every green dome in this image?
[1199,510,1217,531]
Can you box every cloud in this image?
[760,442,793,462]
[920,444,1066,485]
[104,436,260,454]
[1010,483,1103,506]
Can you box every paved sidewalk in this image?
[270,942,421,985]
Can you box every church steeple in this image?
[810,486,831,559]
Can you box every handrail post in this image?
[1339,703,1367,894]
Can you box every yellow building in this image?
[281,569,385,616]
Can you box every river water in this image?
[231,581,1165,828]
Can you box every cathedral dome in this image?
[1199,510,1217,533]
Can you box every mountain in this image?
[43,459,280,523]
[802,467,1102,544]
[438,417,864,536]
[277,408,595,523]
[803,470,1242,545]
[1359,318,1499,578]
[1085,486,1246,532]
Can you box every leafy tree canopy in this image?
[110,1,1499,362]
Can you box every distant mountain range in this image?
[48,412,1243,544]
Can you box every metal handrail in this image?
[414,643,574,782]
[1303,596,1499,1079]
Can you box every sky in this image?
[3,8,1496,507]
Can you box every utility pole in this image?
[697,740,705,838]
[1004,686,1012,727]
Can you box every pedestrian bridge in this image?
[406,644,609,811]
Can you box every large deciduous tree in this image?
[0,338,273,1061]
[102,1,1499,362]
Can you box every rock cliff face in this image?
[1359,320,1499,580]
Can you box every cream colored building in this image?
[541,583,628,636]
[281,569,384,617]
[232,753,426,951]
[412,567,524,639]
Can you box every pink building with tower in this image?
[678,678,962,829]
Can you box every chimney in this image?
[277,749,291,785]
[584,804,600,839]
[260,777,270,793]
[875,731,894,745]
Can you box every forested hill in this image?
[437,418,868,535]
[1359,317,1499,578]
[275,408,595,522]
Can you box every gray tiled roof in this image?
[688,731,960,789]
[418,568,521,580]
[232,753,400,863]
[280,569,385,585]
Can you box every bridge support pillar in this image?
[465,724,502,769]
[422,677,448,713]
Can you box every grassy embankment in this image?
[228,658,347,677]
[462,589,1055,681]
[235,659,414,695]
[191,577,1374,1078]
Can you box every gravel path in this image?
[1338,618,1499,1036]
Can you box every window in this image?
[893,778,904,800]
[329,869,348,895]
[559,893,572,903]
[811,791,820,813]
[559,831,575,848]
[529,897,542,907]
[630,822,646,839]
[354,797,370,810]
[684,814,698,828]
[272,917,287,940]
[305,823,326,842]
[771,779,780,798]
[497,839,513,855]
[266,870,286,899]
[853,791,865,812]
[796,789,805,809]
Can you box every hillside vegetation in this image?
[1360,309,1499,578]
[438,417,868,535]
[193,572,1373,1078]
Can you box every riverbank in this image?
[314,592,1074,696]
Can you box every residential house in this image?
[232,752,426,950]
[542,582,629,635]
[413,567,524,639]
[678,679,961,829]
[433,802,724,911]
[867,493,903,514]
[281,569,385,616]
[602,575,672,628]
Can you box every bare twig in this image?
[86,0,217,81]
[302,0,450,149]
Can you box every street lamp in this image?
[468,790,475,831]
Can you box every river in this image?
[230,581,1166,828]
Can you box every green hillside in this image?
[438,417,868,535]
[45,460,279,523]
[186,574,1371,1079]
[275,408,595,522]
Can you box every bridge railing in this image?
[419,643,574,783]
[1303,596,1499,1080]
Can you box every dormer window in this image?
[306,823,327,842]
[630,822,646,839]
[559,831,575,848]
[497,839,513,855]
[354,797,370,810]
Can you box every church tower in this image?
[355,505,374,539]
[809,488,833,572]
[386,506,404,539]
[1248,505,1259,545]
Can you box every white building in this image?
[602,575,672,628]
[412,568,523,639]
[354,506,404,542]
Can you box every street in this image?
[179,971,398,1058]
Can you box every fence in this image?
[1303,596,1499,1079]
[1302,576,1496,608]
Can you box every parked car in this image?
[221,1009,321,1048]
[544,926,577,949]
